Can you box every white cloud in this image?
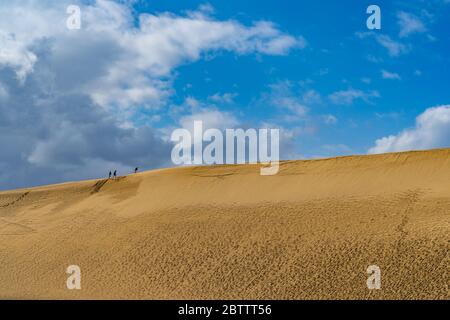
[0,31,37,82]
[397,11,426,38]
[208,92,237,104]
[168,96,239,135]
[0,1,303,189]
[0,0,303,111]
[302,89,322,105]
[262,81,321,119]
[369,105,450,154]
[88,13,303,109]
[356,32,408,57]
[174,98,240,164]
[258,121,308,160]
[381,69,401,80]
[328,88,379,105]
[277,96,308,116]
[180,109,239,132]
[375,35,409,57]
[197,3,215,15]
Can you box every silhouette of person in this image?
[109,171,112,179]
[135,167,138,174]
[113,170,117,179]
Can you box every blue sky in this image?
[0,0,449,189]
[136,0,450,157]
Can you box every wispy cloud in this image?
[208,92,238,104]
[375,35,409,57]
[381,69,401,80]
[356,32,409,57]
[397,11,426,38]
[264,81,311,118]
[328,88,380,105]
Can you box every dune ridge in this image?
[0,149,449,299]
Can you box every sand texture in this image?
[0,149,449,299]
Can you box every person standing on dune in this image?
[135,167,138,174]
[109,171,112,179]
[113,170,117,179]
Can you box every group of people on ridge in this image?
[108,167,138,179]
[108,170,117,179]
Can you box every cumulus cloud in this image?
[0,31,38,82]
[0,1,303,189]
[167,96,239,136]
[0,66,172,189]
[0,0,304,111]
[171,95,307,163]
[368,105,450,154]
[180,108,239,133]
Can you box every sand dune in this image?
[0,149,449,299]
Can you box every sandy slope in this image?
[0,149,448,299]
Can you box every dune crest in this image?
[0,149,449,299]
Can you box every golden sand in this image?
[0,149,448,299]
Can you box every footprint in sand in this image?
[0,218,35,236]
